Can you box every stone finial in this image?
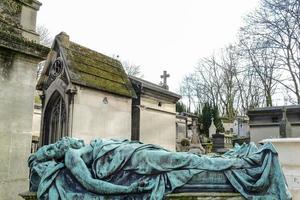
[56,32,70,47]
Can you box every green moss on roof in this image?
[38,33,136,98]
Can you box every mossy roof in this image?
[38,33,136,98]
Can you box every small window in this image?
[158,102,162,107]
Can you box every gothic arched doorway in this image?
[42,91,67,145]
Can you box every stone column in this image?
[0,0,49,199]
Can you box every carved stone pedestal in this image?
[20,191,244,200]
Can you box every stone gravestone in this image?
[209,117,217,138]
[279,108,292,138]
[212,133,233,153]
[0,0,49,199]
[188,122,205,154]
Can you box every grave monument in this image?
[21,137,291,200]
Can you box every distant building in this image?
[247,105,300,144]
[130,76,181,150]
[221,117,234,134]
[233,116,249,137]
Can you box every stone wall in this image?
[139,97,176,151]
[0,51,43,200]
[72,86,132,143]
[261,138,300,199]
[250,126,279,144]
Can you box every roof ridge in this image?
[68,41,120,64]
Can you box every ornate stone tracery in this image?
[40,55,72,146]
[49,57,63,78]
[43,91,67,145]
[44,57,66,90]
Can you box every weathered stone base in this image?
[166,192,244,200]
[20,191,244,200]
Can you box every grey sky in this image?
[37,0,259,93]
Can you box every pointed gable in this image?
[37,32,136,98]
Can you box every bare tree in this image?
[239,32,280,106]
[192,46,240,121]
[244,0,300,103]
[217,45,240,120]
[122,60,143,78]
[36,25,53,47]
[180,74,194,112]
[235,65,265,114]
[195,55,221,108]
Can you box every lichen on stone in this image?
[0,0,22,30]
[0,30,49,59]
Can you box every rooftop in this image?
[37,32,136,98]
[247,105,300,115]
[129,75,181,102]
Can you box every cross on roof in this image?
[160,70,170,90]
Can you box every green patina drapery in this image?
[28,138,291,200]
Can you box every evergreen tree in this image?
[176,101,187,113]
[201,102,212,137]
[211,106,225,133]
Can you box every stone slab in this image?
[19,192,244,200]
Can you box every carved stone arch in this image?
[42,90,68,145]
[40,54,74,146]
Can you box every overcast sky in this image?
[37,0,259,93]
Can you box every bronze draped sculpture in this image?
[28,137,291,200]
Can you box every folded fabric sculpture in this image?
[28,137,292,200]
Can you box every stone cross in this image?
[160,70,170,90]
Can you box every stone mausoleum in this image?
[248,105,300,143]
[36,32,181,150]
[37,32,136,145]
